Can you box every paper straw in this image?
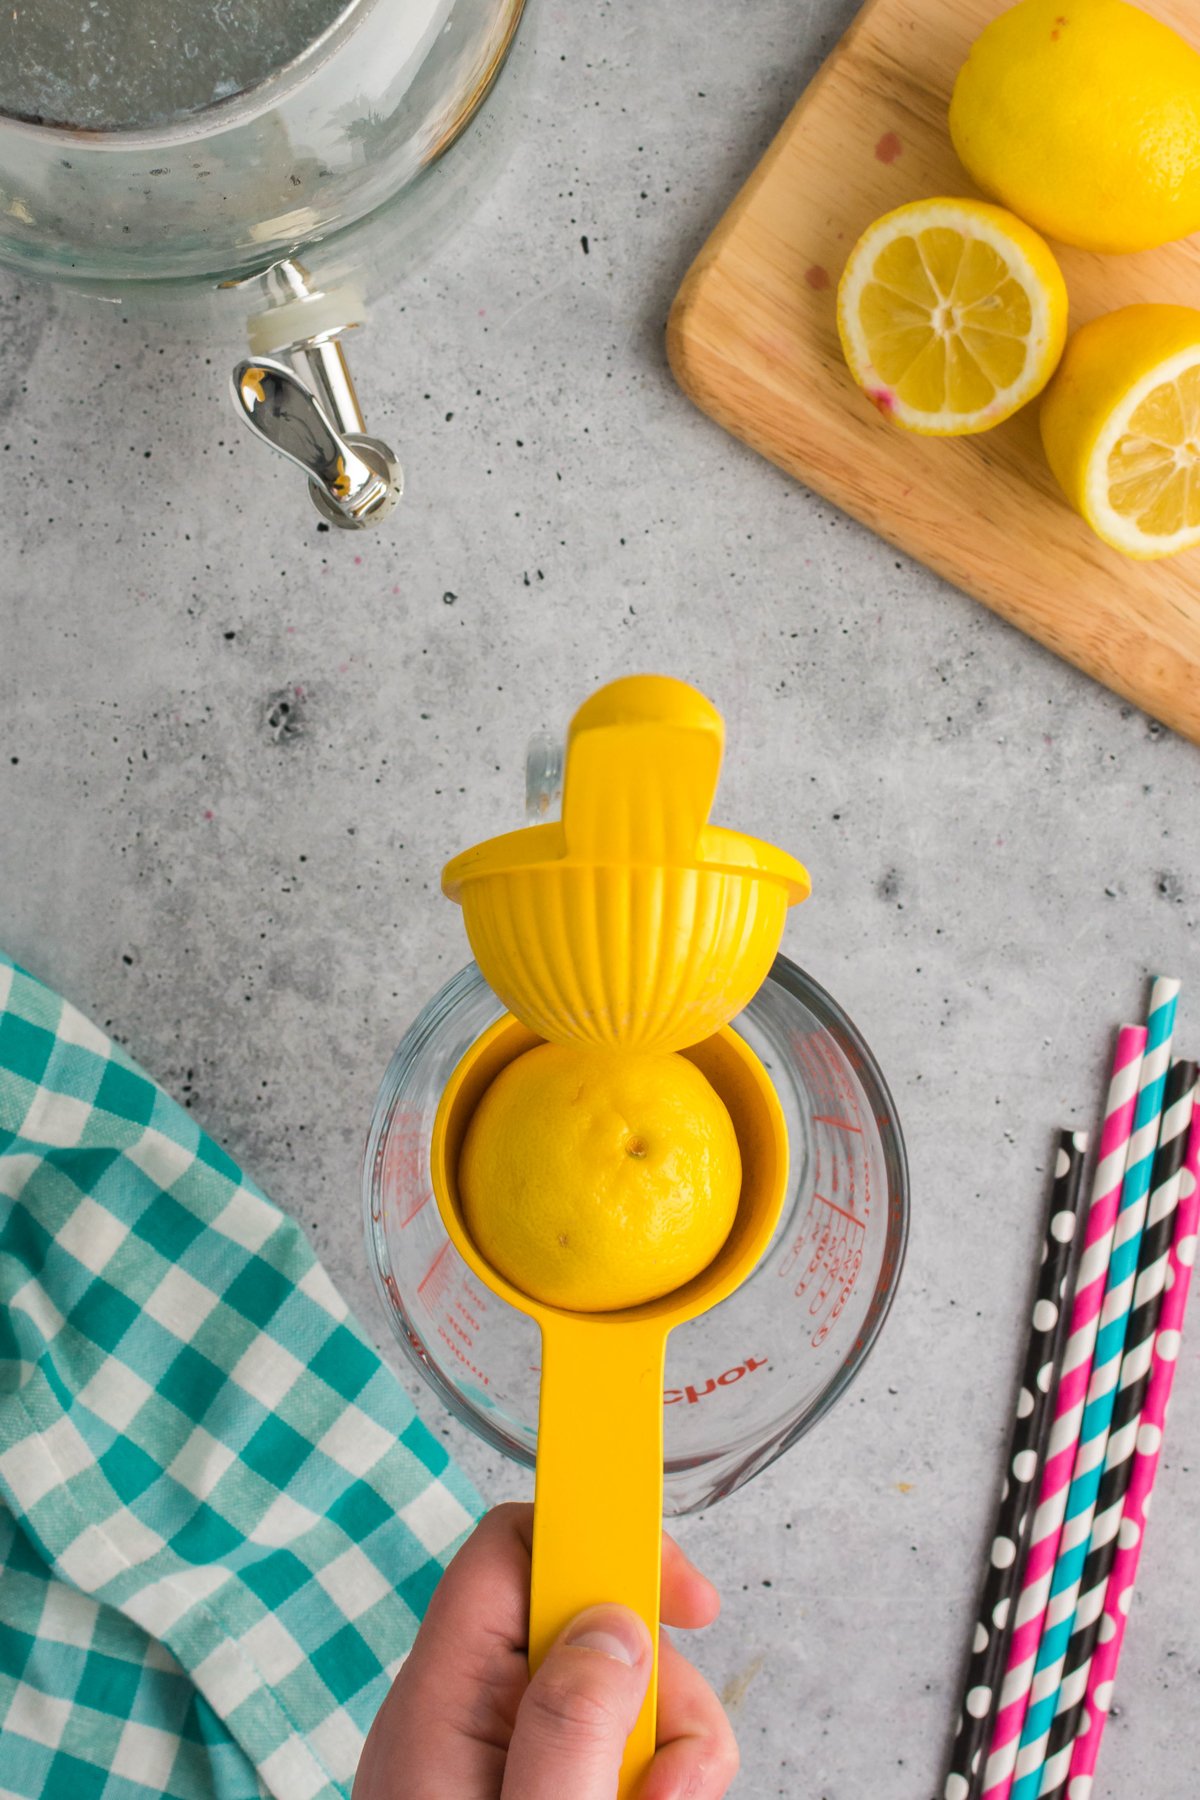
[940,1130,1088,1800]
[979,1025,1147,1800]
[1066,1109,1200,1798]
[1037,1061,1197,1799]
[1008,976,1179,1800]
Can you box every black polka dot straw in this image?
[942,1128,1088,1800]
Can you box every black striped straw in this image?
[1036,1059,1198,1800]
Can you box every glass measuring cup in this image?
[364,953,909,1515]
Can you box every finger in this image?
[661,1532,720,1630]
[500,1604,653,1800]
[385,1504,533,1765]
[408,1502,532,1670]
[417,1506,715,1643]
[634,1631,739,1800]
[415,1504,708,1648]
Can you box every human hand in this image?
[354,1502,738,1799]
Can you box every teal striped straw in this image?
[1010,974,1180,1800]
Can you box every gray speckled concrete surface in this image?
[2,2,1199,1794]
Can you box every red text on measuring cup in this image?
[664,1356,769,1404]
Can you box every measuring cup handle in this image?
[528,1316,667,1798]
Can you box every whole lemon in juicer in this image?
[949,0,1200,254]
[459,1044,742,1313]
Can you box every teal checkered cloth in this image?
[0,953,481,1799]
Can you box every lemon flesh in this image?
[1041,303,1200,558]
[837,199,1068,435]
[950,0,1200,255]
[459,1043,741,1314]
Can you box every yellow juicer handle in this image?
[528,1311,668,1798]
[561,673,724,864]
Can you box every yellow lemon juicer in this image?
[430,674,810,1795]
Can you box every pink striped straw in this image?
[980,1025,1146,1800]
[1065,1109,1200,1798]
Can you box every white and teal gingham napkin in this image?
[0,952,481,1800]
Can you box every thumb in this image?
[501,1605,653,1799]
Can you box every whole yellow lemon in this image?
[950,0,1200,254]
[459,1043,741,1313]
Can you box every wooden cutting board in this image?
[667,0,1200,743]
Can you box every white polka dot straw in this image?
[942,1129,1088,1798]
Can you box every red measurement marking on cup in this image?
[417,1242,452,1301]
[419,1246,492,1390]
[778,1193,866,1347]
[812,1192,856,1224]
[812,1114,862,1133]
[383,1108,431,1227]
[455,1290,486,1333]
[790,1029,872,1224]
[790,1031,867,1134]
[435,1323,491,1387]
[812,1128,869,1218]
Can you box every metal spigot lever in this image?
[231,339,402,529]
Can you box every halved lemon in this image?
[1040,305,1200,560]
[837,198,1068,435]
